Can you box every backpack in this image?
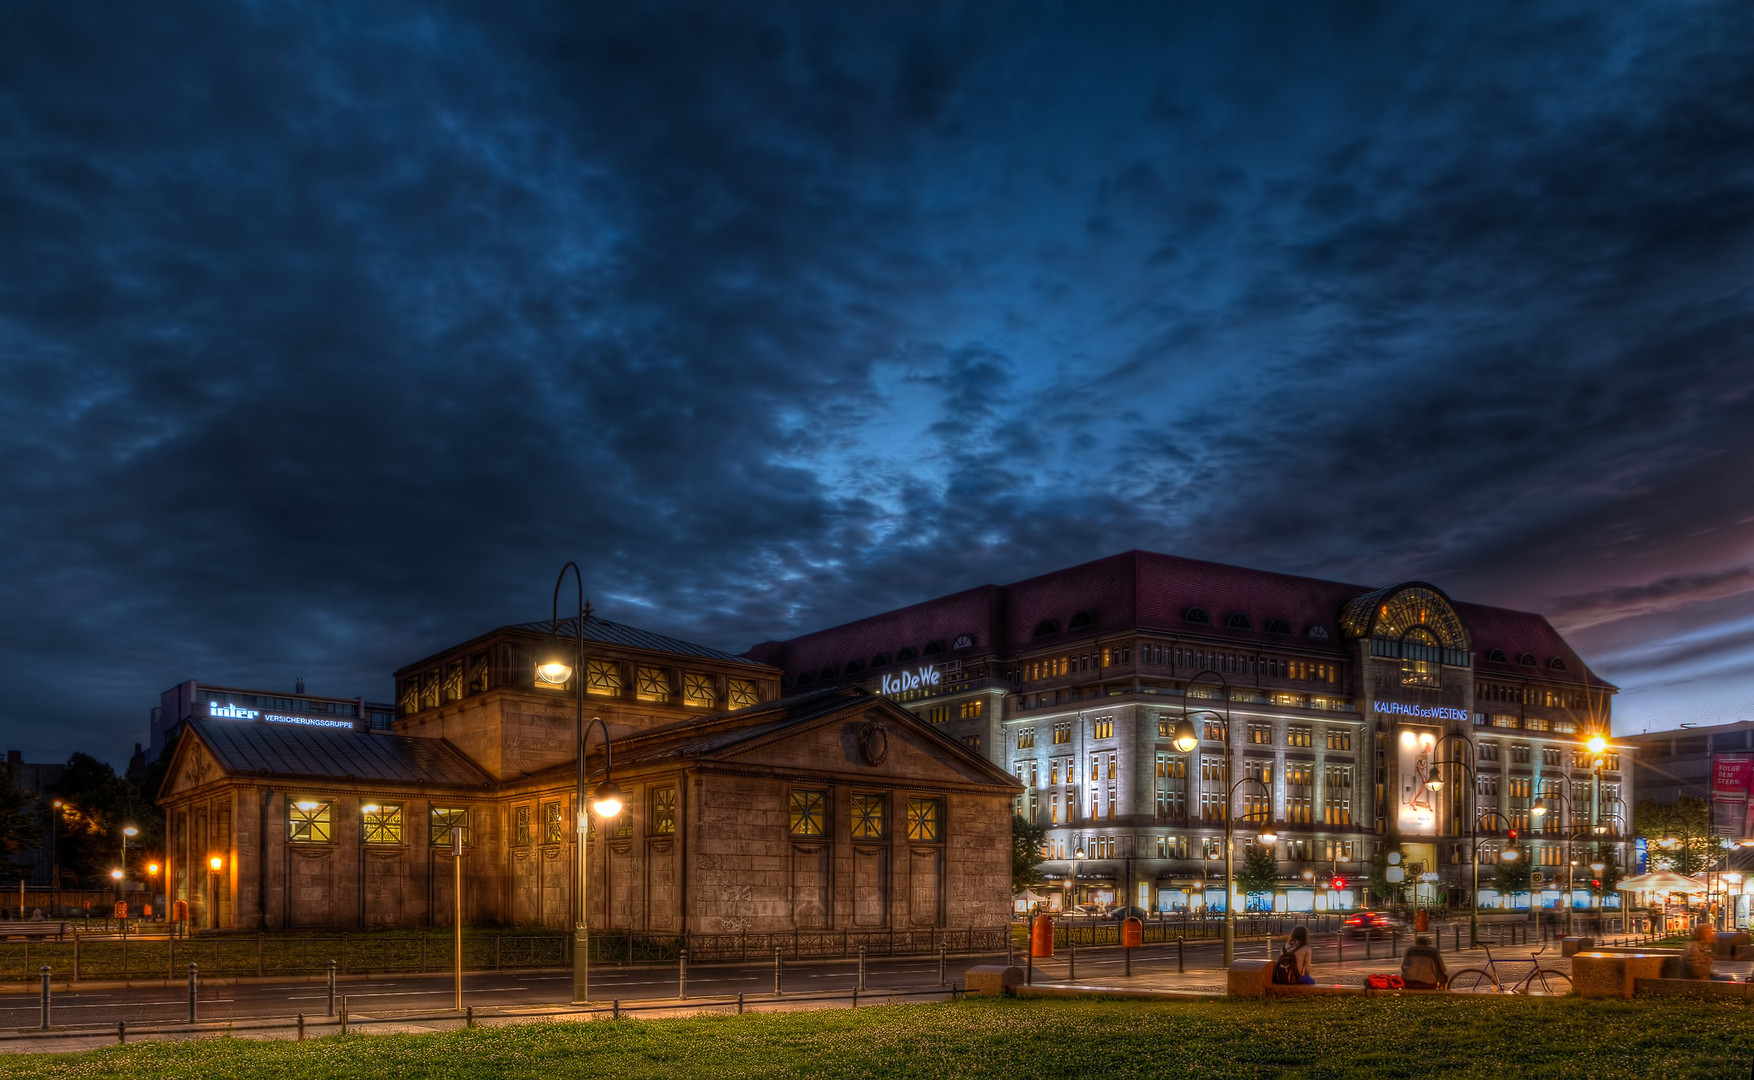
[1366,974,1405,991]
[1271,949,1299,985]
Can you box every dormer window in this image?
[1226,613,1252,630]
[1517,653,1537,666]
[896,647,918,662]
[843,659,863,673]
[1267,619,1291,635]
[1069,611,1096,630]
[871,653,891,668]
[1548,657,1567,670]
[820,666,838,679]
[796,672,814,685]
[923,640,945,655]
[1486,649,1507,663]
[952,634,975,650]
[1033,619,1060,637]
[1307,625,1330,640]
[1183,607,1210,625]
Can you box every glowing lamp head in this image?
[1659,837,1679,849]
[1256,826,1278,845]
[1501,847,1519,862]
[1073,846,1086,861]
[1425,776,1443,792]
[209,856,224,872]
[589,778,626,819]
[1531,799,1549,817]
[534,635,574,685]
[147,863,160,876]
[110,869,123,880]
[1587,735,1607,755]
[122,826,138,837]
[1590,861,1606,876]
[1171,718,1198,754]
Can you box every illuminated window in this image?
[1248,722,1272,744]
[514,806,530,846]
[789,790,827,837]
[851,794,885,839]
[1326,728,1352,751]
[1017,729,1036,749]
[288,800,332,844]
[361,803,402,845]
[430,807,469,848]
[1201,791,1227,821]
[650,786,677,835]
[1204,718,1226,742]
[1092,717,1114,739]
[961,699,985,719]
[906,797,942,842]
[1052,723,1072,745]
[962,735,981,752]
[728,678,759,708]
[543,801,564,843]
[635,666,670,702]
[928,704,954,724]
[682,672,715,707]
[1287,726,1312,748]
[586,659,623,696]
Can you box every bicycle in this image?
[1447,945,1573,996]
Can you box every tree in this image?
[0,766,44,885]
[1236,843,1278,904]
[1011,813,1049,893]
[50,752,163,888]
[1635,797,1714,876]
[1494,850,1532,897]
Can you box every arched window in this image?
[1401,627,1441,687]
[1517,653,1537,666]
[843,659,863,673]
[1267,619,1291,635]
[1183,607,1210,625]
[1033,619,1060,637]
[820,666,838,679]
[1069,611,1096,630]
[923,640,945,655]
[1547,657,1567,670]
[1227,613,1252,630]
[1307,625,1330,640]
[952,634,975,650]
[796,672,814,685]
[897,647,918,662]
[871,653,891,668]
[1486,649,1507,663]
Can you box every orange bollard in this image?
[1031,914,1056,958]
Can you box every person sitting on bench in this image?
[1400,936,1448,990]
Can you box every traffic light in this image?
[1590,879,1602,891]
[1332,876,1346,890]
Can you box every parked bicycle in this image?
[1447,945,1572,996]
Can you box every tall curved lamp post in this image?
[1425,734,1477,946]
[1532,788,1579,937]
[1221,775,1276,967]
[536,562,627,1005]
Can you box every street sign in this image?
[1532,871,1544,885]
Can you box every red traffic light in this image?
[1591,879,1602,890]
[1332,876,1346,890]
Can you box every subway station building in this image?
[156,616,1017,933]
[745,550,1632,914]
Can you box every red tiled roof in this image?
[749,550,1613,688]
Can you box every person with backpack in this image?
[1400,935,1448,989]
[1272,924,1315,985]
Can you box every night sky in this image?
[4,3,1752,766]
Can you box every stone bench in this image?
[1714,932,1751,959]
[1634,976,1754,1000]
[964,965,1024,997]
[1227,959,1365,998]
[1572,952,1668,999]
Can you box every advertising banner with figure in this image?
[1397,726,1440,835]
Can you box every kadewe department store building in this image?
[746,550,1633,915]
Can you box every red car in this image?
[1343,911,1402,939]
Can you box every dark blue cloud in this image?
[1,1,1750,762]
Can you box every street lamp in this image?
[1427,734,1478,946]
[117,824,138,908]
[536,561,626,1005]
[1069,843,1086,914]
[206,854,224,929]
[1223,775,1276,967]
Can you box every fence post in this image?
[340,996,349,1036]
[613,999,620,1020]
[774,947,782,995]
[72,932,80,983]
[858,946,866,991]
[1069,935,1076,982]
[328,959,337,1017]
[939,942,947,987]
[39,964,50,1030]
[1178,936,1185,973]
[679,949,688,1000]
[422,932,429,973]
[187,961,198,1023]
[257,932,265,977]
[495,934,501,972]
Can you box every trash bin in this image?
[1031,914,1055,958]
[1415,910,1429,932]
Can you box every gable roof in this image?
[169,720,493,794]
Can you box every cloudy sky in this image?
[3,2,1751,765]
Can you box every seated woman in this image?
[1400,935,1449,990]
[1278,924,1316,985]
[1681,923,1732,980]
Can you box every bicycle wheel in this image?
[1447,968,1501,994]
[1524,969,1573,997]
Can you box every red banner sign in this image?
[1714,756,1754,801]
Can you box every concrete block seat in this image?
[1227,960,1365,998]
[1572,952,1667,999]
[964,965,1024,997]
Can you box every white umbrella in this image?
[1618,871,1708,893]
[1014,889,1050,904]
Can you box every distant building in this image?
[156,615,1016,934]
[4,750,65,888]
[747,550,1631,914]
[148,679,397,761]
[1624,720,1754,833]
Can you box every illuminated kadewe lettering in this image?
[880,666,941,696]
[1373,701,1468,722]
[209,701,260,719]
[264,713,354,729]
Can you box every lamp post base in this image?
[572,929,591,1004]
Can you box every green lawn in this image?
[5,995,1753,1078]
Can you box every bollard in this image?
[1026,941,1034,985]
[117,1020,125,1045]
[613,999,620,1019]
[340,996,349,1036]
[297,1013,305,1042]
[852,986,859,1008]
[328,958,337,1017]
[1366,934,1373,961]
[1336,932,1343,968]
[1455,925,1461,951]
[737,991,744,1015]
[1069,935,1077,982]
[679,949,688,1000]
[466,1004,475,1029]
[39,964,50,1030]
[774,948,783,995]
[1178,936,1185,973]
[187,962,198,1024]
[1392,930,1399,959]
[939,942,947,987]
[859,946,867,991]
